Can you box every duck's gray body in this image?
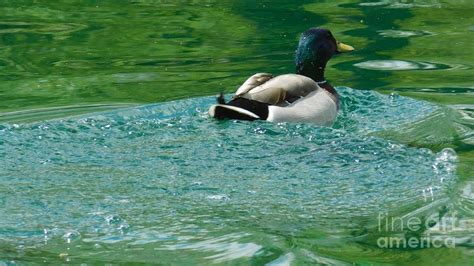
[232,73,338,126]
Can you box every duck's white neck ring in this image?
[316,80,327,85]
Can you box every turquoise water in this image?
[0,89,467,264]
[1,0,473,264]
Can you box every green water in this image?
[0,0,473,264]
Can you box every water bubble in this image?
[105,214,123,225]
[105,214,129,233]
[207,194,230,201]
[422,186,434,201]
[432,148,457,177]
[63,230,80,243]
[118,223,130,234]
[436,148,457,162]
[253,126,266,134]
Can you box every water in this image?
[1,1,473,264]
[0,89,462,263]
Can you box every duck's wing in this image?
[234,74,319,105]
[234,73,274,97]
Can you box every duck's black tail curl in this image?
[216,92,226,104]
[208,95,270,121]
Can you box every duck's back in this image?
[235,74,320,105]
[209,73,338,125]
[236,73,337,125]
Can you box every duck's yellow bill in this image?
[337,41,354,53]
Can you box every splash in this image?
[0,88,459,263]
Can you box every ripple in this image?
[359,1,442,8]
[460,182,474,206]
[0,59,8,69]
[354,60,453,71]
[388,2,442,9]
[377,29,434,38]
[207,194,230,201]
[359,1,390,7]
[158,233,262,263]
[0,21,87,37]
[0,103,136,123]
[110,72,160,84]
[0,88,459,263]
[53,60,97,69]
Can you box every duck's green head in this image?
[295,28,354,81]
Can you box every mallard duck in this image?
[208,28,354,126]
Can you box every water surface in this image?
[0,89,463,264]
[0,0,473,264]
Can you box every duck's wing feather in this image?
[234,74,319,105]
[234,73,274,97]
